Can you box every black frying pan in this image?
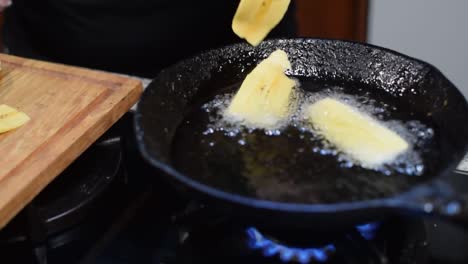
[134,39,468,231]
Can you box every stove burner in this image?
[246,227,335,263]
[246,223,381,263]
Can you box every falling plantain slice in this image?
[232,0,291,46]
[307,98,409,168]
[226,49,296,129]
[0,104,31,134]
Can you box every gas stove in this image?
[1,112,468,264]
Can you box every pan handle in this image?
[392,179,468,229]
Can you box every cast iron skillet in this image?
[134,39,468,231]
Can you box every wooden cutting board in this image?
[0,54,143,229]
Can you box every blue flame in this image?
[246,227,336,263]
[356,222,380,240]
[246,222,380,263]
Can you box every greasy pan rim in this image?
[134,38,468,214]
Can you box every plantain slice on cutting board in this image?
[0,104,31,134]
[226,49,296,129]
[232,0,291,46]
[307,98,409,168]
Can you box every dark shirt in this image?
[4,0,297,77]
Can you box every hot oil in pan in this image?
[171,78,440,204]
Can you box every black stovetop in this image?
[1,113,468,264]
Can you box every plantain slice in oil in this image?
[226,49,296,129]
[307,98,409,168]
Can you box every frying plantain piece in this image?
[226,49,295,129]
[307,98,409,168]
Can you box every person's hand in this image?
[0,0,11,12]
